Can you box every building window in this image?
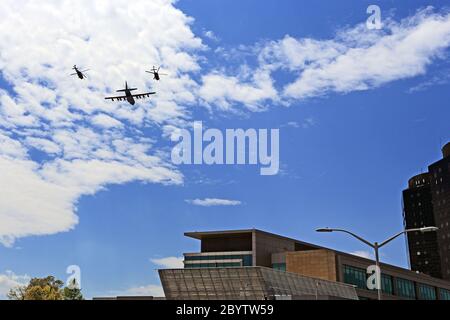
[343,265,367,290]
[185,262,242,269]
[381,274,394,295]
[418,284,437,300]
[272,263,286,272]
[440,289,450,300]
[396,278,416,300]
[343,266,394,294]
[184,254,253,267]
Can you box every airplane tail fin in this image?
[117,88,137,92]
[117,82,137,92]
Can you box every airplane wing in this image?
[104,92,156,102]
[132,92,156,99]
[105,95,128,101]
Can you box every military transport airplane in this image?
[104,82,156,105]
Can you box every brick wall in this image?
[286,250,337,281]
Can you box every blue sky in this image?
[0,0,449,298]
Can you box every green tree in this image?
[63,279,84,300]
[6,285,26,300]
[7,276,83,300]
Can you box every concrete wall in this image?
[254,231,297,267]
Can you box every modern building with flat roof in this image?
[403,142,450,280]
[159,229,450,300]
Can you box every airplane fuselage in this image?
[154,73,160,81]
[125,90,135,105]
[76,71,84,79]
[105,82,154,105]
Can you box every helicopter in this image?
[145,66,168,81]
[105,82,156,106]
[71,65,89,80]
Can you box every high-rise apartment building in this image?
[403,143,450,280]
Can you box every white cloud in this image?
[0,271,30,299]
[199,8,450,108]
[282,121,300,128]
[273,9,450,99]
[186,198,242,207]
[351,251,374,260]
[282,118,316,129]
[1,3,450,247]
[151,257,184,269]
[0,132,28,159]
[407,69,450,93]
[25,137,61,154]
[105,282,165,298]
[0,0,200,246]
[198,69,277,111]
[125,284,165,297]
[0,157,78,245]
[91,114,123,129]
[302,118,316,129]
[204,30,219,41]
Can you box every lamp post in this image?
[316,226,439,301]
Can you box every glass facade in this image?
[381,274,394,295]
[159,267,359,300]
[272,263,286,272]
[418,284,437,300]
[340,265,450,300]
[182,254,450,299]
[343,266,395,295]
[185,254,253,268]
[440,289,450,300]
[185,262,242,269]
[396,278,416,299]
[343,265,367,289]
[184,254,253,269]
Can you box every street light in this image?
[316,226,439,300]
